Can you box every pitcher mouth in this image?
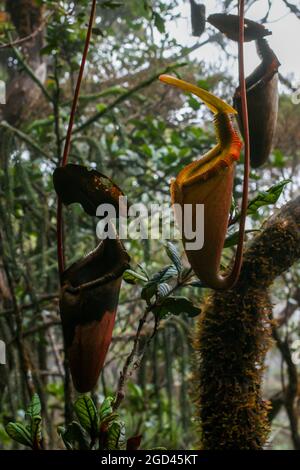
[61,237,130,290]
[53,163,124,217]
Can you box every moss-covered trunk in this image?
[193,196,300,449]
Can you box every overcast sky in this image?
[167,0,300,89]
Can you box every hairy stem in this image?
[194,196,300,449]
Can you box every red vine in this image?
[225,0,250,289]
[56,0,97,278]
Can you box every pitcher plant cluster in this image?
[51,1,281,393]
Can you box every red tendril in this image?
[56,0,97,279]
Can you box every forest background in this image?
[0,0,300,450]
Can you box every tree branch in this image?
[282,0,300,19]
[10,40,51,103]
[272,319,300,449]
[72,62,187,135]
[0,121,53,161]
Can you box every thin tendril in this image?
[226,0,250,289]
[56,0,97,279]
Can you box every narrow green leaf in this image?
[153,12,165,33]
[101,1,124,9]
[57,426,72,450]
[123,269,148,285]
[247,179,291,215]
[165,242,182,273]
[30,416,42,448]
[26,393,41,419]
[224,229,260,248]
[188,95,201,111]
[137,264,149,280]
[188,280,205,288]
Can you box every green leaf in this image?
[92,27,104,37]
[247,179,291,215]
[57,426,72,450]
[157,282,172,299]
[270,149,285,168]
[165,242,182,273]
[30,416,42,448]
[26,393,41,420]
[96,103,107,113]
[196,79,210,90]
[153,12,165,33]
[6,422,33,448]
[40,45,57,56]
[188,95,201,111]
[137,264,149,280]
[99,396,114,422]
[101,1,124,9]
[157,266,180,283]
[100,412,120,430]
[141,273,161,302]
[74,396,98,435]
[224,229,260,248]
[141,265,178,302]
[188,280,205,288]
[58,422,90,450]
[106,420,126,450]
[123,269,148,285]
[153,296,200,319]
[127,382,143,400]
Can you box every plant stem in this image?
[56,0,97,277]
[11,41,52,103]
[0,121,53,161]
[226,0,250,288]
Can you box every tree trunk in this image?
[1,0,46,125]
[194,196,300,449]
[0,0,46,408]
